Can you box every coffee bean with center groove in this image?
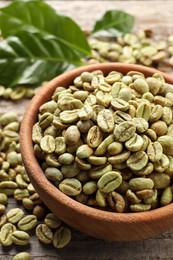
[18,215,37,231]
[97,109,114,133]
[97,171,122,193]
[127,151,148,171]
[11,230,30,245]
[36,224,53,244]
[114,121,136,142]
[59,178,82,196]
[53,226,71,249]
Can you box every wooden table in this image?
[1,1,173,259]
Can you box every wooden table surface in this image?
[1,1,173,259]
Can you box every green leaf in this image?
[0,31,78,86]
[0,0,91,56]
[92,10,135,37]
[0,0,91,86]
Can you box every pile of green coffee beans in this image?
[33,69,173,213]
[0,86,37,101]
[89,31,167,66]
[0,112,71,259]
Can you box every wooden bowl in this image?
[20,63,173,241]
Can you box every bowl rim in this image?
[20,62,173,225]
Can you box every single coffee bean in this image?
[160,186,173,206]
[40,135,55,153]
[114,121,136,142]
[53,226,71,249]
[7,208,24,224]
[127,151,148,171]
[130,203,151,212]
[18,215,37,231]
[13,252,31,260]
[129,178,154,191]
[125,133,144,152]
[0,223,16,246]
[107,191,125,212]
[64,125,80,145]
[87,126,103,148]
[11,230,30,245]
[147,141,163,162]
[97,109,114,133]
[59,178,82,196]
[44,213,62,229]
[36,224,53,244]
[97,171,122,193]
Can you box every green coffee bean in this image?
[132,117,149,133]
[97,109,114,133]
[129,178,154,191]
[147,141,163,162]
[76,144,93,159]
[133,78,149,94]
[107,191,125,212]
[11,230,30,245]
[22,198,34,211]
[16,174,28,188]
[126,189,141,204]
[64,125,80,145]
[59,178,82,196]
[127,151,148,171]
[96,91,112,107]
[0,215,7,228]
[36,224,53,244]
[153,154,169,173]
[98,171,122,193]
[160,186,173,206]
[87,126,103,148]
[87,155,107,165]
[130,203,151,212]
[53,226,71,249]
[7,208,24,224]
[33,205,46,219]
[40,135,55,153]
[108,150,130,164]
[78,104,93,120]
[114,121,136,142]
[89,163,112,180]
[58,153,74,165]
[125,133,144,152]
[114,110,132,124]
[0,181,18,195]
[14,189,30,200]
[0,223,16,246]
[45,167,63,182]
[18,215,37,231]
[136,102,151,121]
[158,136,173,155]
[111,98,129,111]
[0,193,8,205]
[96,190,107,207]
[0,112,18,126]
[83,181,97,195]
[44,213,62,229]
[0,204,6,215]
[107,141,123,155]
[149,173,170,189]
[60,109,79,124]
[13,252,31,260]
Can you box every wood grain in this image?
[1,1,173,259]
